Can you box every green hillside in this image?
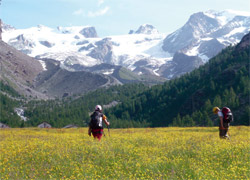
[119,67,141,80]
[0,81,23,127]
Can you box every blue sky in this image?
[1,0,249,37]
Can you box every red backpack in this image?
[222,107,233,123]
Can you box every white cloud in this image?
[73,9,84,16]
[226,9,250,16]
[88,6,110,17]
[98,0,105,6]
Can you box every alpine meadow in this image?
[0,3,250,179]
[1,127,250,179]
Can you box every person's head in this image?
[95,105,102,112]
[213,107,220,114]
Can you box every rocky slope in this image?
[0,39,45,98]
[34,59,121,97]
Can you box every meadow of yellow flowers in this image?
[0,126,249,179]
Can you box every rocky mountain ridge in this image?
[3,10,249,80]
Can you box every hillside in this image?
[1,33,249,128]
[0,40,45,98]
[0,81,23,127]
[33,59,122,97]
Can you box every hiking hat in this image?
[213,107,220,114]
[95,105,102,111]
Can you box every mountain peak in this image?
[204,9,250,26]
[2,22,15,32]
[37,24,48,28]
[187,11,220,28]
[129,24,159,34]
[57,26,98,38]
[162,9,250,55]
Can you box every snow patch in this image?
[185,45,200,56]
[224,27,246,38]
[198,54,209,63]
[201,37,213,41]
[103,69,114,75]
[38,60,47,71]
[153,68,160,76]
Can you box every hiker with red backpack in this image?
[88,105,110,141]
[213,107,233,139]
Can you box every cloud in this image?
[88,6,110,17]
[98,0,105,6]
[73,9,84,16]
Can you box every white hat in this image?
[95,105,102,111]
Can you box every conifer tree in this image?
[213,95,222,108]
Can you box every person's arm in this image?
[88,127,91,136]
[103,115,110,126]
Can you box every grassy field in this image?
[0,126,249,179]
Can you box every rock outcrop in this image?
[88,38,115,64]
[79,27,98,38]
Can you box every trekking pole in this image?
[108,125,110,137]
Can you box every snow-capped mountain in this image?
[2,10,250,79]
[163,10,250,57]
[160,9,250,78]
[2,23,169,75]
